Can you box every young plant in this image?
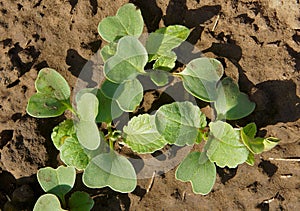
[27,3,279,197]
[33,166,94,211]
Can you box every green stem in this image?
[109,139,114,150]
[107,122,113,135]
[59,194,67,209]
[62,100,77,115]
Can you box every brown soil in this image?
[0,0,300,210]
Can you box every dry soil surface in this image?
[0,0,300,210]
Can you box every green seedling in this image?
[33,166,94,211]
[27,3,279,199]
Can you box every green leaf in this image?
[77,93,98,121]
[76,121,100,150]
[75,88,98,103]
[100,42,117,62]
[34,68,70,100]
[83,132,108,159]
[96,89,123,123]
[155,102,207,146]
[101,80,120,99]
[148,70,169,86]
[60,137,90,170]
[123,114,167,153]
[263,137,280,151]
[215,77,255,120]
[104,36,148,83]
[75,88,123,123]
[37,166,76,202]
[195,129,207,144]
[69,192,94,211]
[152,51,176,71]
[27,68,71,118]
[146,25,190,70]
[206,121,249,168]
[101,79,143,112]
[83,152,137,193]
[75,93,101,150]
[241,134,264,154]
[179,58,224,102]
[246,152,255,166]
[98,3,143,42]
[242,123,257,138]
[175,152,216,195]
[113,79,143,112]
[51,120,76,150]
[33,194,66,211]
[241,127,264,154]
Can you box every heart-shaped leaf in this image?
[155,102,207,146]
[75,93,101,150]
[206,121,249,168]
[146,25,190,71]
[60,137,90,170]
[37,166,76,202]
[27,68,71,118]
[98,3,143,42]
[69,192,94,211]
[175,152,216,195]
[51,119,76,150]
[33,194,66,211]
[123,114,167,153]
[83,152,137,193]
[178,58,224,102]
[104,36,148,83]
[101,79,143,112]
[215,77,255,120]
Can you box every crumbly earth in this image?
[0,0,299,210]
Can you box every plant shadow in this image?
[166,0,221,63]
[163,0,221,28]
[203,41,300,128]
[129,0,163,32]
[66,49,98,88]
[72,173,131,211]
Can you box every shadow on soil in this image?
[203,40,300,128]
